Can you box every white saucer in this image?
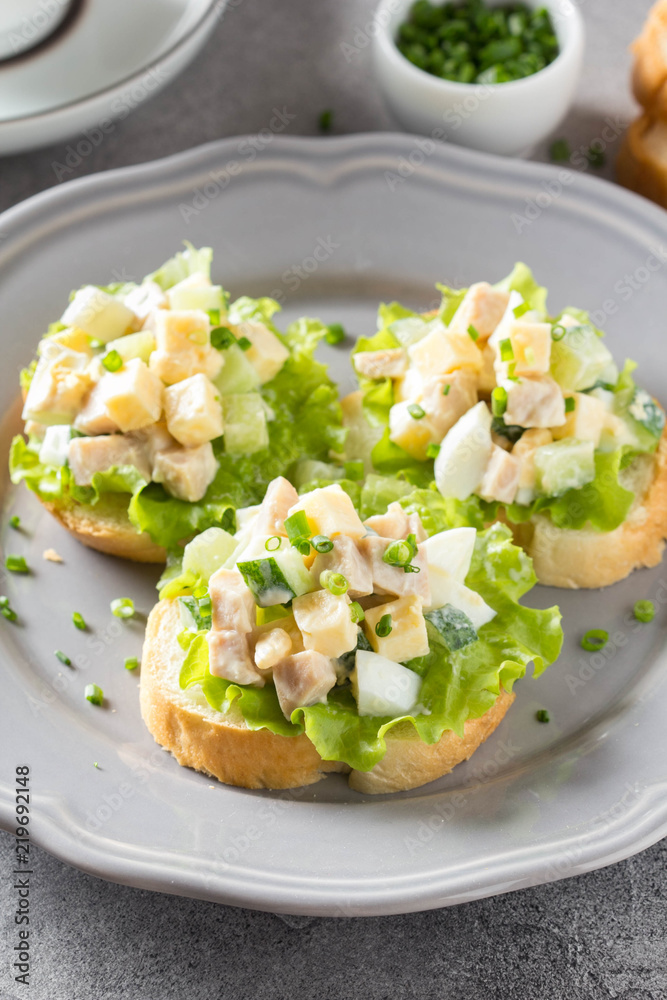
[0,0,222,155]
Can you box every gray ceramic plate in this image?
[0,135,666,917]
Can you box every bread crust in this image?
[40,496,166,563]
[508,425,667,589]
[616,114,667,209]
[140,600,515,794]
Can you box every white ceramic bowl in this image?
[373,0,585,156]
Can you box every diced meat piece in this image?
[24,421,46,440]
[357,536,431,603]
[67,435,151,486]
[233,319,289,384]
[207,630,264,687]
[408,325,483,378]
[311,534,374,598]
[128,422,176,467]
[22,348,92,425]
[503,376,566,428]
[73,379,119,435]
[365,502,427,543]
[551,392,607,446]
[163,373,223,447]
[512,428,553,491]
[448,283,510,341]
[292,590,358,658]
[388,401,439,461]
[272,650,337,719]
[477,343,497,395]
[363,595,429,662]
[149,309,222,385]
[253,628,293,673]
[420,371,478,438]
[394,366,425,403]
[288,484,366,541]
[101,358,163,432]
[353,349,407,379]
[208,568,256,633]
[477,444,520,504]
[152,442,218,501]
[508,321,552,376]
[253,476,300,537]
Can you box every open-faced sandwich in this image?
[347,265,667,588]
[141,474,562,793]
[10,244,343,562]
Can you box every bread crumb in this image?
[43,548,63,563]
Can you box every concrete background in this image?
[1,1,666,997]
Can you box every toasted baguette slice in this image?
[616,113,667,209]
[40,494,165,563]
[140,600,515,794]
[509,426,667,589]
[630,1,667,110]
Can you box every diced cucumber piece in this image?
[389,316,431,347]
[212,344,261,395]
[238,539,313,606]
[352,650,422,717]
[61,286,134,343]
[273,546,314,598]
[182,527,237,583]
[106,330,155,364]
[534,439,595,497]
[550,324,614,391]
[39,425,72,468]
[221,393,268,455]
[178,595,211,632]
[628,388,665,440]
[167,284,225,312]
[425,605,477,651]
[293,459,344,489]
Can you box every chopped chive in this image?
[587,146,605,168]
[1,605,17,622]
[467,324,480,342]
[102,349,123,373]
[407,403,426,420]
[382,534,418,572]
[633,600,655,623]
[442,384,451,396]
[0,596,8,607]
[293,537,312,556]
[491,386,508,417]
[426,443,441,459]
[124,657,139,671]
[198,595,212,616]
[55,650,71,667]
[581,628,608,652]
[536,709,550,723]
[564,396,576,413]
[9,515,21,530]
[284,510,310,543]
[110,597,135,619]
[5,555,29,574]
[350,602,365,624]
[549,138,571,162]
[499,338,514,362]
[265,536,282,551]
[72,611,87,631]
[318,109,333,131]
[375,614,393,638]
[343,459,364,481]
[93,761,100,768]
[513,302,530,319]
[85,683,104,706]
[88,338,104,350]
[312,535,334,554]
[325,323,345,345]
[319,570,349,596]
[551,324,566,341]
[237,336,252,351]
[210,326,237,350]
[208,308,221,326]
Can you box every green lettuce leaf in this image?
[148,242,213,290]
[494,261,548,314]
[436,283,467,324]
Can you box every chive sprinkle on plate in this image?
[396,1,559,84]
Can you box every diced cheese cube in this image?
[48,328,94,356]
[67,434,151,486]
[208,568,256,633]
[253,628,293,673]
[434,401,493,501]
[508,321,552,376]
[408,324,483,378]
[388,400,438,461]
[352,649,422,717]
[353,349,407,379]
[293,590,358,659]
[207,630,263,686]
[288,483,366,541]
[152,442,218,502]
[448,282,510,341]
[421,527,476,584]
[357,535,430,603]
[477,444,520,504]
[424,575,496,628]
[61,286,135,342]
[551,391,607,446]
[102,358,163,432]
[163,373,223,447]
[503,375,566,428]
[149,310,222,384]
[272,650,337,719]
[363,595,429,662]
[22,348,92,425]
[233,319,289,384]
[311,535,374,598]
[420,371,479,438]
[39,425,72,468]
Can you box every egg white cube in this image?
[422,527,476,584]
[352,650,422,718]
[434,401,493,501]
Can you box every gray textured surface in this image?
[1,0,665,997]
